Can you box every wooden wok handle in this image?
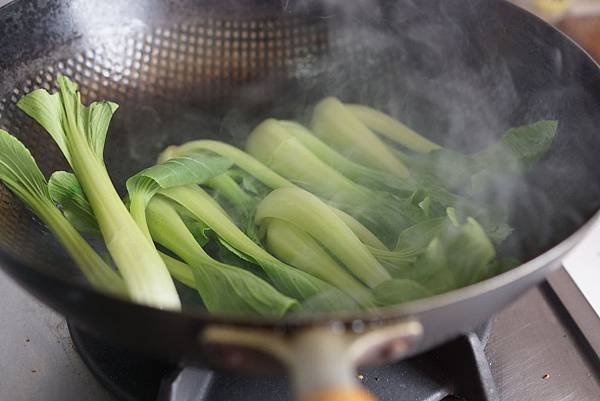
[298,387,378,401]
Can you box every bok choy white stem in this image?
[262,218,376,307]
[280,120,415,194]
[310,97,409,177]
[345,104,441,153]
[255,187,391,288]
[247,118,373,202]
[41,169,199,291]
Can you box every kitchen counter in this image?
[0,270,113,401]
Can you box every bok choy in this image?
[17,76,180,310]
[1,77,560,317]
[262,218,376,307]
[126,152,232,239]
[345,104,441,153]
[145,197,299,317]
[42,170,200,291]
[0,130,125,296]
[255,187,391,288]
[311,97,410,177]
[160,140,293,189]
[159,185,359,311]
[246,118,426,244]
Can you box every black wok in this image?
[1,0,600,400]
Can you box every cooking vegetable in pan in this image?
[0,76,558,316]
[16,77,181,310]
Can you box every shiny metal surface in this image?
[486,282,600,401]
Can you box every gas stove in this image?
[1,267,598,401]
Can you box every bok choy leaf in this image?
[159,185,359,311]
[49,171,101,235]
[126,152,232,239]
[373,279,432,306]
[145,197,299,317]
[205,172,261,242]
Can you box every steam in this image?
[216,0,588,262]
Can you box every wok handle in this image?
[289,327,378,401]
[289,322,422,401]
[298,388,377,401]
[201,320,422,401]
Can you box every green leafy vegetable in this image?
[255,187,391,288]
[310,97,409,177]
[247,119,374,201]
[246,118,425,243]
[6,78,557,316]
[402,238,455,294]
[262,218,375,307]
[205,172,260,242]
[473,120,558,171]
[330,208,388,250]
[159,141,293,189]
[126,152,232,239]
[346,104,441,153]
[159,185,358,311]
[38,169,200,291]
[373,279,432,306]
[17,76,180,310]
[280,120,416,195]
[48,171,100,235]
[145,197,298,317]
[0,130,125,297]
[443,217,496,286]
[394,216,447,252]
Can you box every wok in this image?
[1,0,600,400]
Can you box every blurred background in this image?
[511,0,600,59]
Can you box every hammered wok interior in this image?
[1,0,600,361]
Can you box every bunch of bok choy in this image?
[0,76,557,317]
